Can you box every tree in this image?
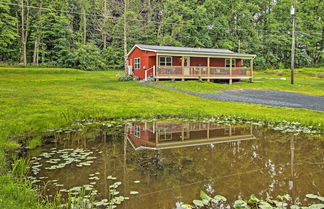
[0,0,18,62]
[0,0,322,69]
[19,0,31,65]
[123,0,128,73]
[79,0,89,44]
[32,0,43,65]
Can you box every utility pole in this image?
[290,0,296,85]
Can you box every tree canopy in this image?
[0,0,323,70]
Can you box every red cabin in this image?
[126,121,254,150]
[127,44,256,83]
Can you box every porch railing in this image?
[156,66,252,77]
[157,66,183,75]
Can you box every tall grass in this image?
[0,151,6,175]
[11,158,29,179]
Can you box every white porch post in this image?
[207,57,210,82]
[155,55,159,81]
[229,58,233,85]
[153,66,156,78]
[181,56,185,81]
[250,59,253,83]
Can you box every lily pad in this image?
[130,191,139,195]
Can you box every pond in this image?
[26,120,324,208]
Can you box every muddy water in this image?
[27,121,324,209]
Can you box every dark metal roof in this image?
[133,44,256,57]
[136,44,233,54]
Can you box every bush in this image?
[69,43,107,71]
[117,73,133,81]
[102,47,124,70]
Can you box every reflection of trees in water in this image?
[35,123,324,204]
[124,126,324,202]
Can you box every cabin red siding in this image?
[169,56,241,67]
[191,57,207,66]
[127,47,243,79]
[127,47,156,79]
[172,56,182,66]
[237,59,242,67]
[127,123,155,147]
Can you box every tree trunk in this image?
[32,38,38,64]
[103,0,107,48]
[20,0,26,65]
[20,0,30,65]
[147,0,152,22]
[124,0,128,74]
[81,6,87,44]
[33,0,43,65]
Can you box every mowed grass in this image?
[0,66,323,208]
[155,67,324,95]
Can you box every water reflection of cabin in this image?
[126,122,254,150]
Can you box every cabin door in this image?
[184,57,190,75]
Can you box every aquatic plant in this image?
[49,116,322,139]
[181,192,324,209]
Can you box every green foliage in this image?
[102,46,124,70]
[11,159,29,179]
[0,0,18,61]
[69,43,107,71]
[117,74,133,81]
[0,151,6,175]
[38,3,74,66]
[0,0,323,69]
[306,194,324,202]
[0,175,45,209]
[27,137,42,149]
[192,191,227,207]
[184,192,324,209]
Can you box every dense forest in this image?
[0,0,323,70]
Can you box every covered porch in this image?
[152,55,254,84]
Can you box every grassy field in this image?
[155,68,324,95]
[0,66,323,208]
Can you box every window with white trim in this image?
[225,59,236,67]
[134,125,140,138]
[134,58,141,69]
[159,56,172,66]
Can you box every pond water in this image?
[27,120,324,208]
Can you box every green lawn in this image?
[0,66,323,208]
[155,68,324,95]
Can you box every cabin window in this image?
[134,58,141,69]
[225,59,236,67]
[134,125,140,138]
[159,56,172,66]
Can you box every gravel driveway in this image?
[143,82,324,111]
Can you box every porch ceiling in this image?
[156,52,255,59]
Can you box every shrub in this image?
[117,74,133,81]
[102,47,124,70]
[69,43,107,71]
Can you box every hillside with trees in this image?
[0,0,323,70]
